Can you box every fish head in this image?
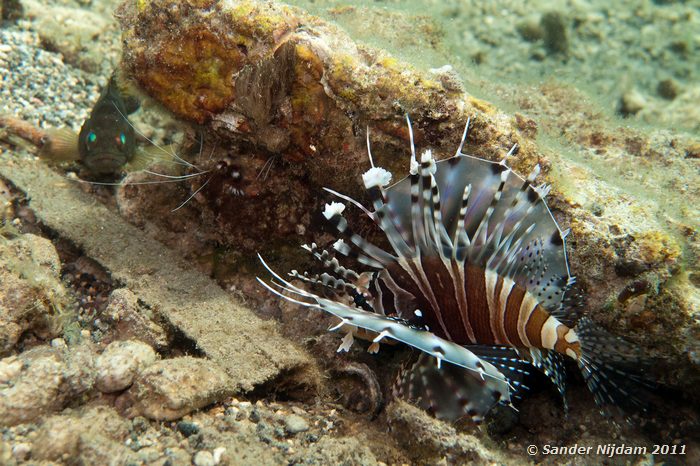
[78,102,136,175]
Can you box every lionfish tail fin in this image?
[575,317,656,418]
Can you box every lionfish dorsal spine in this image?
[451,183,472,261]
[259,116,656,423]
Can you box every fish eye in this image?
[87,131,97,144]
[119,133,126,146]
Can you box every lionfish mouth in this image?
[259,116,654,423]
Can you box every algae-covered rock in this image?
[386,400,512,464]
[116,0,540,259]
[0,343,94,426]
[120,356,234,421]
[21,0,119,73]
[95,339,158,393]
[293,436,380,466]
[104,288,169,349]
[0,233,71,356]
[32,406,131,462]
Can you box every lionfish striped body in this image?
[259,117,651,422]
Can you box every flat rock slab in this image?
[0,158,313,393]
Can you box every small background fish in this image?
[1,72,171,180]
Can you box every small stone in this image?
[541,11,568,55]
[0,356,22,383]
[686,143,700,159]
[176,420,200,437]
[51,338,66,348]
[164,447,191,465]
[212,447,226,464]
[120,357,234,421]
[516,15,543,42]
[32,406,130,461]
[657,78,680,100]
[105,289,169,349]
[0,344,95,427]
[284,414,309,434]
[193,450,215,466]
[0,234,68,356]
[428,65,464,93]
[619,89,647,116]
[95,340,157,393]
[12,443,31,461]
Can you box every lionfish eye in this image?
[87,131,97,144]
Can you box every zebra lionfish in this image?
[258,117,651,422]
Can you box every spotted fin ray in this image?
[394,346,530,422]
[257,255,513,405]
[574,317,656,416]
[327,127,574,320]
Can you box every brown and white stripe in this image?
[370,258,582,360]
[481,267,581,359]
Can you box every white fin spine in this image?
[471,169,510,262]
[323,202,345,220]
[337,331,354,352]
[302,242,360,281]
[406,114,418,172]
[453,184,472,262]
[455,116,471,156]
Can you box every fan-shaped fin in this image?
[575,317,656,417]
[257,255,512,404]
[394,352,500,422]
[394,347,530,422]
[380,155,571,300]
[521,348,568,410]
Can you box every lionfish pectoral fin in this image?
[468,345,533,404]
[574,317,657,419]
[393,352,503,423]
[519,347,568,410]
[257,255,512,404]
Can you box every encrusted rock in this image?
[0,356,22,383]
[619,89,647,115]
[21,0,117,73]
[75,433,138,466]
[32,406,131,462]
[11,442,30,462]
[0,343,95,427]
[120,356,234,421]
[95,339,158,393]
[0,233,70,356]
[386,400,512,464]
[291,436,379,466]
[193,450,216,466]
[104,288,169,349]
[283,413,309,435]
[116,0,541,256]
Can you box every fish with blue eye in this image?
[28,73,156,178]
[75,74,141,176]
